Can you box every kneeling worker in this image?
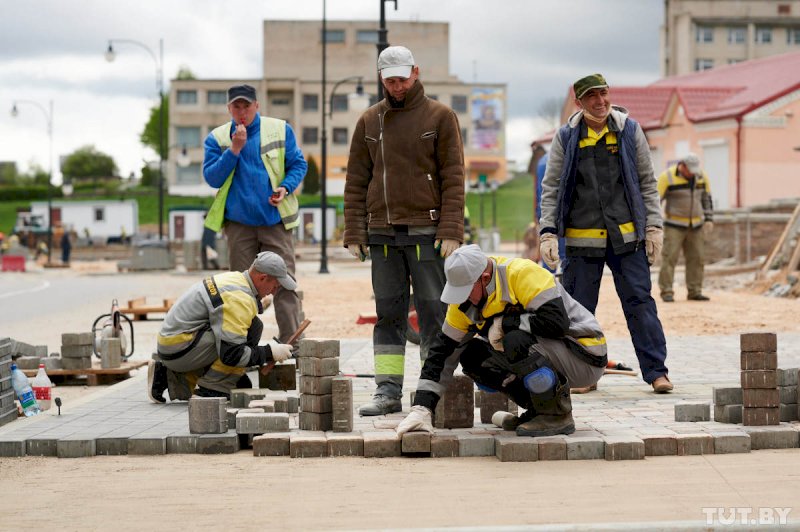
[148,251,295,402]
[397,244,606,437]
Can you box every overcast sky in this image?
[0,0,663,183]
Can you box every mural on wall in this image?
[470,87,504,151]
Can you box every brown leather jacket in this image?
[343,81,465,246]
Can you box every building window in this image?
[271,97,290,106]
[451,95,468,113]
[755,27,773,43]
[332,127,349,145]
[94,207,105,222]
[331,94,348,112]
[779,4,791,15]
[207,90,227,105]
[322,29,345,43]
[694,58,714,71]
[302,127,318,145]
[788,28,800,44]
[695,25,714,43]
[303,94,319,111]
[176,90,198,105]
[728,27,746,44]
[356,30,378,43]
[176,127,201,148]
[176,163,202,185]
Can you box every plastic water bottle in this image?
[11,363,41,416]
[32,363,53,411]
[523,366,557,395]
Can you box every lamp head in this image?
[104,42,116,63]
[177,145,190,168]
[10,103,18,118]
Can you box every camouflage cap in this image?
[573,73,609,99]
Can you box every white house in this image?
[30,199,138,239]
[168,207,208,241]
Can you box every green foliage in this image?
[140,164,159,187]
[466,172,533,241]
[140,95,169,156]
[61,145,118,180]
[176,66,196,80]
[303,155,320,195]
[0,185,62,202]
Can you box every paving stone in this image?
[641,435,677,456]
[61,332,93,346]
[230,389,267,408]
[166,434,198,454]
[61,356,92,370]
[566,436,605,460]
[457,433,495,457]
[326,432,364,457]
[299,411,332,431]
[253,433,291,456]
[258,362,297,391]
[188,396,228,434]
[196,433,239,454]
[287,394,299,414]
[247,399,276,412]
[60,344,93,358]
[743,388,779,407]
[237,412,290,434]
[298,357,339,377]
[26,436,58,457]
[714,404,743,424]
[300,393,332,413]
[780,404,799,422]
[741,370,777,389]
[57,437,96,458]
[96,437,128,455]
[332,377,353,433]
[740,351,778,371]
[14,341,36,357]
[299,375,333,395]
[100,337,122,369]
[0,436,27,457]
[712,432,751,454]
[675,433,714,455]
[534,436,567,460]
[430,433,459,457]
[127,435,167,455]
[742,407,780,426]
[298,338,340,358]
[495,434,538,462]
[479,391,511,424]
[362,431,401,457]
[740,332,777,353]
[433,375,474,429]
[674,402,711,422]
[778,368,799,387]
[271,397,288,413]
[290,432,327,457]
[401,431,431,454]
[603,436,645,461]
[743,426,799,449]
[15,356,41,370]
[712,387,742,406]
[779,385,798,404]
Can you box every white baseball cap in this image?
[682,152,701,174]
[440,244,488,304]
[378,46,415,79]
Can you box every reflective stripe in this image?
[416,377,445,397]
[566,228,606,239]
[619,222,635,234]
[442,321,467,342]
[157,332,195,347]
[565,236,606,248]
[375,354,405,375]
[261,140,285,154]
[416,244,420,262]
[665,214,703,226]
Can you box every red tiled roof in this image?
[607,87,673,129]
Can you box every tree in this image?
[140,162,158,187]
[303,155,320,195]
[140,94,169,157]
[61,145,118,181]
[176,66,196,80]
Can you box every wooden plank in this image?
[21,360,147,378]
[759,202,800,278]
[128,296,147,308]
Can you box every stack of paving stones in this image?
[6,338,48,370]
[740,332,780,426]
[61,332,94,370]
[296,338,339,431]
[778,368,799,422]
[0,338,17,427]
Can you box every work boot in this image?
[358,395,402,416]
[688,294,710,301]
[147,359,168,404]
[652,375,674,393]
[516,378,575,437]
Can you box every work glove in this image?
[488,318,505,352]
[396,405,433,435]
[346,244,369,262]
[539,233,560,270]
[435,239,460,258]
[267,340,293,362]
[702,221,714,236]
[645,226,663,265]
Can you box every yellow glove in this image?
[539,233,560,270]
[346,244,369,262]
[435,239,460,258]
[488,318,505,352]
[645,226,663,265]
[702,221,714,236]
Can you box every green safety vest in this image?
[204,117,299,232]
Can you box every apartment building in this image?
[168,20,507,197]
[662,0,800,76]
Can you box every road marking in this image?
[0,280,50,299]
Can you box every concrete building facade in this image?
[168,20,507,197]
[662,0,800,76]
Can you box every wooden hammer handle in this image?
[259,319,311,375]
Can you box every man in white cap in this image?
[396,244,606,437]
[148,251,295,402]
[344,45,466,416]
[657,152,714,302]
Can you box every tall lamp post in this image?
[377,0,398,99]
[105,37,166,240]
[11,99,54,263]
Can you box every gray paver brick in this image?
[299,411,332,431]
[0,436,27,457]
[479,391,511,424]
[712,387,742,406]
[495,434,538,462]
[603,436,645,460]
[196,433,239,454]
[166,434,198,454]
[95,437,128,455]
[188,396,227,434]
[535,436,567,460]
[299,375,333,395]
[458,433,495,457]
[742,407,780,426]
[641,435,677,456]
[290,432,327,457]
[779,385,798,404]
[431,433,459,457]
[780,404,799,422]
[714,404,743,424]
[236,412,290,434]
[712,432,751,454]
[740,332,777,353]
[127,435,167,455]
[230,389,267,408]
[566,436,605,460]
[57,437,96,458]
[26,437,58,457]
[778,368,799,387]
[675,433,714,455]
[253,433,290,456]
[433,375,474,429]
[300,393,332,413]
[326,432,364,456]
[674,402,711,422]
[298,338,340,359]
[743,426,799,449]
[332,377,353,433]
[247,399,276,412]
[298,357,339,377]
[363,431,401,457]
[401,431,431,454]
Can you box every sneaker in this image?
[652,375,674,393]
[147,360,168,404]
[357,395,402,416]
[688,294,710,301]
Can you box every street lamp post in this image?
[11,99,54,263]
[105,37,165,240]
[376,0,399,99]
